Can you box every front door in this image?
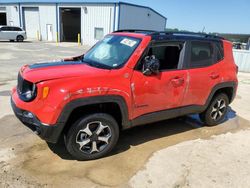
[0,28,3,39]
[46,24,53,41]
[0,26,13,39]
[131,41,188,119]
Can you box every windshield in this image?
[83,35,141,69]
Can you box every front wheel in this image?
[199,93,229,126]
[65,113,119,160]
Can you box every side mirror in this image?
[142,55,160,76]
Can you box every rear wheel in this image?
[199,93,229,126]
[16,35,24,42]
[65,113,119,160]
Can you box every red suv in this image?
[11,30,238,160]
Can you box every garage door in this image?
[0,7,7,25]
[23,7,39,39]
[0,13,7,25]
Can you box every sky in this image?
[123,0,250,34]
[2,0,250,34]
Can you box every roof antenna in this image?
[202,26,206,33]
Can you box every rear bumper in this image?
[11,97,64,143]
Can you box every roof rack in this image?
[149,31,225,40]
[113,29,156,34]
[113,30,224,40]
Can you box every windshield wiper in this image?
[82,59,112,70]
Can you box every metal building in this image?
[0,1,167,45]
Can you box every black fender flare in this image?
[204,81,237,109]
[57,95,131,128]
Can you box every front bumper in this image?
[11,98,63,143]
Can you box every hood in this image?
[20,60,110,83]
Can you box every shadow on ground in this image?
[3,107,248,187]
[0,41,32,43]
[47,107,237,160]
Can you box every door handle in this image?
[171,77,184,87]
[209,72,219,79]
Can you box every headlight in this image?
[17,74,37,102]
[19,83,37,102]
[23,91,32,99]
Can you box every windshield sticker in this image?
[120,38,137,47]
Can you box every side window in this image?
[142,42,184,71]
[1,27,10,31]
[215,41,224,62]
[13,27,22,31]
[190,41,214,68]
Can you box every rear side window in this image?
[12,27,22,31]
[189,41,214,68]
[215,41,224,62]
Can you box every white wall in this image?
[5,5,20,27]
[233,49,250,72]
[81,4,115,45]
[39,5,57,41]
[3,4,57,41]
[119,4,166,31]
[20,4,57,41]
[1,3,167,45]
[114,4,119,31]
[57,4,114,45]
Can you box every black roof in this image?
[113,30,225,41]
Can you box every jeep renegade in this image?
[11,30,238,160]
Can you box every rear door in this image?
[182,40,221,106]
[13,27,25,38]
[6,27,17,40]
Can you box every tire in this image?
[65,113,119,160]
[199,93,229,126]
[16,35,24,42]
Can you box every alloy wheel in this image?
[210,98,227,121]
[76,121,112,154]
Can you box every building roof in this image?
[0,1,167,20]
